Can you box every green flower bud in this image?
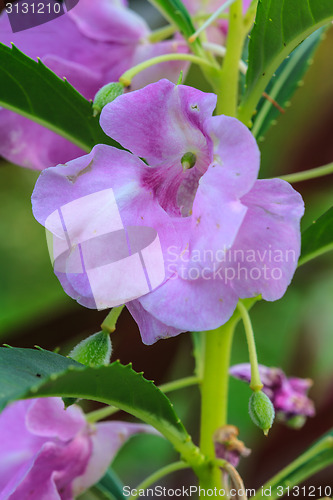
[69,331,112,367]
[249,391,275,436]
[93,82,124,116]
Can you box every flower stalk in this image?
[237,301,263,392]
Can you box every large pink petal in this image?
[138,274,238,332]
[228,179,304,301]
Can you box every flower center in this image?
[181,152,197,172]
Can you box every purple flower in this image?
[214,425,251,467]
[32,79,304,344]
[0,0,187,170]
[0,397,154,499]
[230,364,315,425]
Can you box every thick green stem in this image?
[199,319,237,489]
[217,0,244,116]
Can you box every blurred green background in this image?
[0,16,333,500]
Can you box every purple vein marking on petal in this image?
[124,227,132,256]
[138,250,153,293]
[58,207,71,248]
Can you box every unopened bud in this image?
[69,331,112,367]
[249,391,275,436]
[93,82,124,116]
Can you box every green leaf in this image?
[255,430,333,499]
[96,469,126,500]
[0,348,201,466]
[238,0,333,125]
[299,206,333,266]
[147,0,202,54]
[0,43,120,152]
[252,28,324,140]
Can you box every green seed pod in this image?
[93,82,124,116]
[249,391,275,435]
[69,331,112,367]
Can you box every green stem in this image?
[86,405,118,423]
[159,376,201,393]
[101,306,124,334]
[189,0,238,43]
[279,162,333,184]
[199,319,237,489]
[148,24,177,42]
[237,302,263,392]
[253,436,333,499]
[119,54,216,87]
[217,0,245,116]
[129,462,190,500]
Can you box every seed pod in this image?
[93,82,124,116]
[249,391,275,435]
[69,331,112,367]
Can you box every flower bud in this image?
[249,391,275,436]
[93,82,124,116]
[69,331,112,367]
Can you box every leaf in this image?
[0,43,120,152]
[256,430,333,499]
[96,469,126,500]
[251,28,325,140]
[0,347,200,465]
[299,206,333,266]
[238,0,333,125]
[147,0,202,53]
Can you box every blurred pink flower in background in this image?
[0,397,155,500]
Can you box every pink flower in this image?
[0,0,187,170]
[230,364,315,425]
[0,398,154,500]
[32,79,304,344]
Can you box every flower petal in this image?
[138,275,238,333]
[2,439,91,500]
[127,301,184,345]
[68,0,148,43]
[100,79,217,164]
[26,399,86,442]
[0,110,85,170]
[204,115,260,198]
[73,422,157,496]
[227,179,304,301]
[32,145,181,308]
